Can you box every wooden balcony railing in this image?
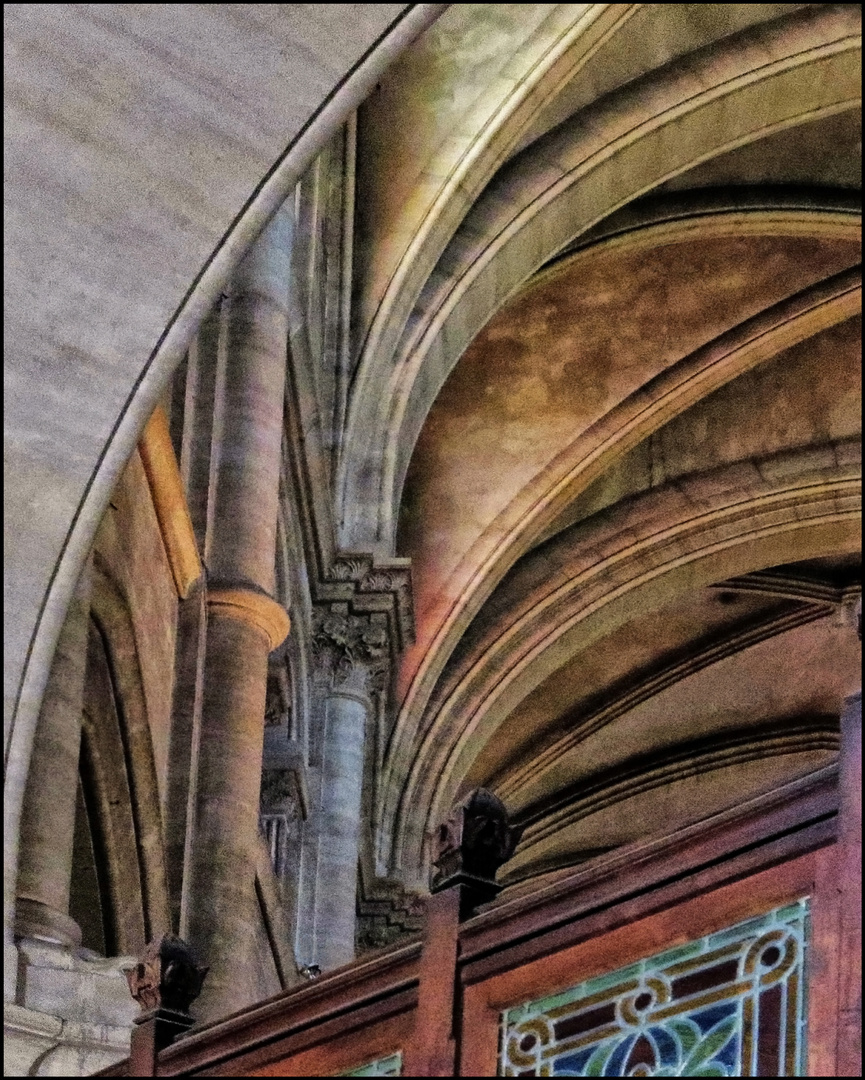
[97,685,860,1077]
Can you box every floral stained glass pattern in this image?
[338,1051,402,1076]
[500,899,809,1077]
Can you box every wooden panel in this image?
[460,852,822,1077]
[460,765,837,968]
[158,943,421,1076]
[244,1006,414,1077]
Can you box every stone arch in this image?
[3,6,445,977]
[387,257,861,799]
[386,443,861,880]
[339,3,862,553]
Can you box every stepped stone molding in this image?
[206,588,290,651]
[496,599,834,803]
[385,445,861,881]
[355,874,426,954]
[322,555,414,651]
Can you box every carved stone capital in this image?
[431,788,523,904]
[125,934,208,1016]
[312,605,391,695]
[207,586,290,649]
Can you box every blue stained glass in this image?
[691,1003,736,1034]
[500,899,809,1076]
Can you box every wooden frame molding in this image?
[138,406,202,600]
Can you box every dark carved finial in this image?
[431,788,523,915]
[125,934,209,1017]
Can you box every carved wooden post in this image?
[125,935,208,1077]
[405,789,522,1076]
[836,600,861,1077]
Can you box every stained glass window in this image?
[500,899,809,1077]
[338,1051,402,1076]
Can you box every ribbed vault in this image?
[370,4,861,884]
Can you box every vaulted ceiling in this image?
[5,3,861,906]
[347,4,862,885]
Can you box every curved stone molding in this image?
[495,601,834,805]
[504,715,840,884]
[137,406,202,600]
[339,3,862,551]
[207,589,291,651]
[351,4,641,426]
[548,187,862,268]
[384,443,861,880]
[390,268,861,794]
[533,205,862,294]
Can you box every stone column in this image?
[315,689,368,969]
[308,607,388,970]
[15,561,92,947]
[185,208,292,1020]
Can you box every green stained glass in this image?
[338,1051,402,1076]
[500,898,809,1077]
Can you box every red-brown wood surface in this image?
[836,691,862,1077]
[96,766,843,1077]
[156,940,421,1076]
[460,851,824,1077]
[403,888,461,1077]
[244,1006,415,1078]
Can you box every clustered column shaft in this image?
[15,562,92,947]
[185,208,292,1020]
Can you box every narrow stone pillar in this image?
[184,208,292,1020]
[306,606,392,971]
[15,562,92,947]
[314,687,369,970]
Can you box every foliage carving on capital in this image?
[312,606,390,692]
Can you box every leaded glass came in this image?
[500,899,809,1077]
